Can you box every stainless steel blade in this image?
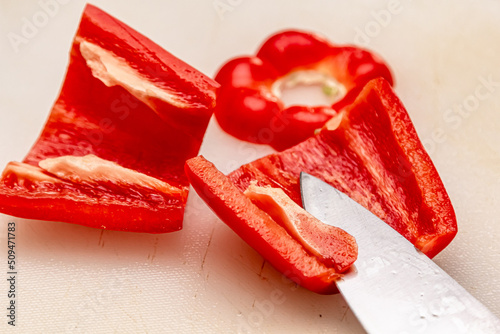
[300,172,500,334]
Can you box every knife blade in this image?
[299,172,500,334]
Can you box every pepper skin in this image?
[214,30,394,151]
[0,5,218,233]
[229,78,457,259]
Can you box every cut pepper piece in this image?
[229,78,457,258]
[0,4,218,233]
[185,156,357,294]
[214,30,394,151]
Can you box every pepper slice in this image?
[185,156,357,294]
[214,30,394,151]
[187,78,456,293]
[229,78,457,259]
[0,4,218,233]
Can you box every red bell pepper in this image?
[214,30,394,151]
[229,78,457,259]
[185,156,357,294]
[186,77,456,292]
[0,4,218,233]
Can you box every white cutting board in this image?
[1,1,500,333]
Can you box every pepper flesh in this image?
[244,184,357,272]
[229,78,457,259]
[214,30,394,151]
[0,4,218,233]
[185,156,357,294]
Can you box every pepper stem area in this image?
[271,70,347,107]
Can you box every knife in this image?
[300,172,500,334]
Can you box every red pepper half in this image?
[185,156,357,294]
[187,78,456,293]
[214,30,394,151]
[229,78,457,259]
[0,5,218,233]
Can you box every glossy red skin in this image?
[229,78,457,259]
[214,30,394,151]
[0,4,218,233]
[185,156,343,294]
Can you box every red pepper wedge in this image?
[0,4,218,233]
[185,156,357,294]
[214,30,394,151]
[229,78,457,259]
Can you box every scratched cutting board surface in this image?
[1,1,500,333]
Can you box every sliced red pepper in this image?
[0,4,218,233]
[185,156,357,294]
[214,30,394,151]
[229,78,457,259]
